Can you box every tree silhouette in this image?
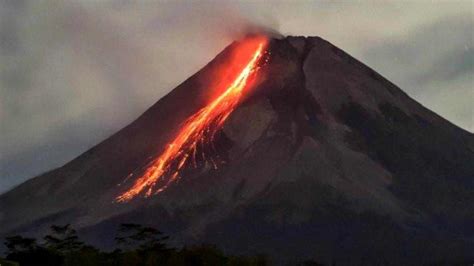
[4,235,62,266]
[2,223,270,265]
[115,223,169,251]
[43,224,84,253]
[4,235,38,253]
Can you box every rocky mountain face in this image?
[1,36,473,264]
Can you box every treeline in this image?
[1,224,272,266]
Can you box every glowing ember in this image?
[116,37,268,202]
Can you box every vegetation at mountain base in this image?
[1,223,273,266]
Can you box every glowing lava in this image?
[116,37,267,202]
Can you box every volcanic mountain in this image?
[1,36,473,264]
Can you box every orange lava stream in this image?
[116,39,267,202]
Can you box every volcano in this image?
[1,36,473,264]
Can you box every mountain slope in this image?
[1,36,473,264]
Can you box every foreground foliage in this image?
[2,224,268,266]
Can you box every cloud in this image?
[361,15,473,131]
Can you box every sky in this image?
[0,0,473,193]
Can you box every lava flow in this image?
[116,37,268,202]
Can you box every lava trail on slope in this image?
[116,37,268,202]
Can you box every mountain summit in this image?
[1,36,473,264]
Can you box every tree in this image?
[4,235,38,254]
[4,235,62,266]
[114,223,172,265]
[115,223,169,252]
[43,224,84,253]
[0,257,20,266]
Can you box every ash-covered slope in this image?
[1,36,473,264]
